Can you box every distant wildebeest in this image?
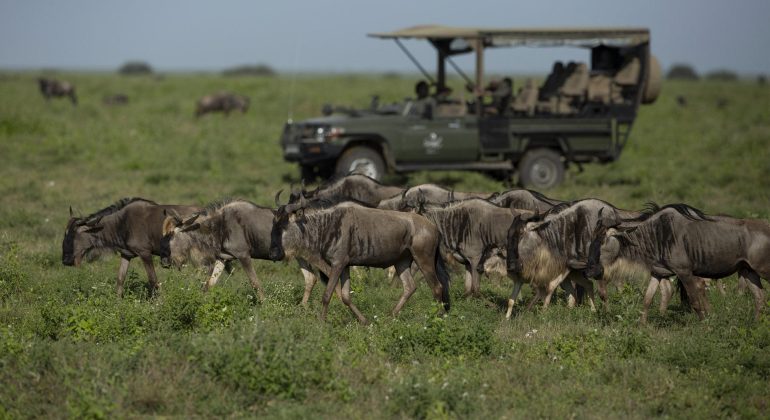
[102,94,129,106]
[505,199,648,312]
[377,184,491,210]
[293,174,404,207]
[403,195,533,303]
[584,204,770,321]
[269,194,451,324]
[488,189,565,213]
[160,198,322,304]
[675,95,687,107]
[38,77,77,105]
[195,92,250,117]
[62,198,200,297]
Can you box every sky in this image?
[1,0,769,75]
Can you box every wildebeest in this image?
[404,196,532,300]
[62,198,200,297]
[295,174,404,207]
[160,198,321,303]
[377,184,491,210]
[38,77,77,105]
[102,94,129,106]
[195,92,250,117]
[584,204,770,321]
[506,199,646,311]
[269,195,451,324]
[488,189,565,213]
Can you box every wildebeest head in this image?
[62,207,104,267]
[584,209,624,279]
[269,190,307,261]
[159,210,202,269]
[505,211,539,274]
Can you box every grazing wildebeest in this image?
[294,174,404,207]
[62,198,200,297]
[488,189,565,213]
[160,198,322,304]
[377,184,491,210]
[195,92,250,117]
[584,204,770,321]
[269,195,451,324]
[403,195,532,300]
[38,78,77,105]
[102,94,129,106]
[505,199,647,311]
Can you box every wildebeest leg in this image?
[658,277,674,315]
[298,258,319,307]
[239,257,266,302]
[739,267,765,321]
[411,250,447,311]
[386,266,399,287]
[116,257,131,298]
[641,277,661,324]
[339,268,369,325]
[203,260,227,291]
[320,265,346,322]
[392,259,418,316]
[464,256,483,296]
[140,255,159,297]
[525,288,544,311]
[463,263,474,297]
[506,278,524,319]
[677,274,707,320]
[736,275,748,295]
[570,273,596,312]
[542,270,571,309]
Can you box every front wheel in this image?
[518,148,565,189]
[334,146,386,181]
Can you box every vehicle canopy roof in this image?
[369,25,650,51]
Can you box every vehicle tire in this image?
[334,146,385,181]
[518,148,564,189]
[300,164,316,182]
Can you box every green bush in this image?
[667,64,699,80]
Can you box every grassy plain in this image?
[0,72,769,418]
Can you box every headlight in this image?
[314,126,345,142]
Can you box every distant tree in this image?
[222,64,276,77]
[759,75,767,85]
[119,61,153,75]
[705,69,738,81]
[667,64,699,80]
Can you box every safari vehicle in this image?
[280,25,661,188]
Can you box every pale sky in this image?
[1,0,768,75]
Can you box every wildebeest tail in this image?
[676,278,691,309]
[435,249,451,311]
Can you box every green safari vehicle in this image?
[280,25,661,188]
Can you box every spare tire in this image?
[642,55,662,104]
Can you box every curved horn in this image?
[182,214,200,226]
[69,206,74,217]
[274,190,284,206]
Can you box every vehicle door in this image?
[396,113,478,162]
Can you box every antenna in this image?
[287,37,301,123]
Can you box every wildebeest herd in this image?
[37,77,249,117]
[62,174,770,324]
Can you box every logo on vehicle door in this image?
[423,132,443,155]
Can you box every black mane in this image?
[636,202,712,222]
[81,197,156,223]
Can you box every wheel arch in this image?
[338,135,394,170]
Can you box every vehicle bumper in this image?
[282,140,345,165]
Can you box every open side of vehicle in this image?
[280,25,661,188]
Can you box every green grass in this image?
[0,72,769,418]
